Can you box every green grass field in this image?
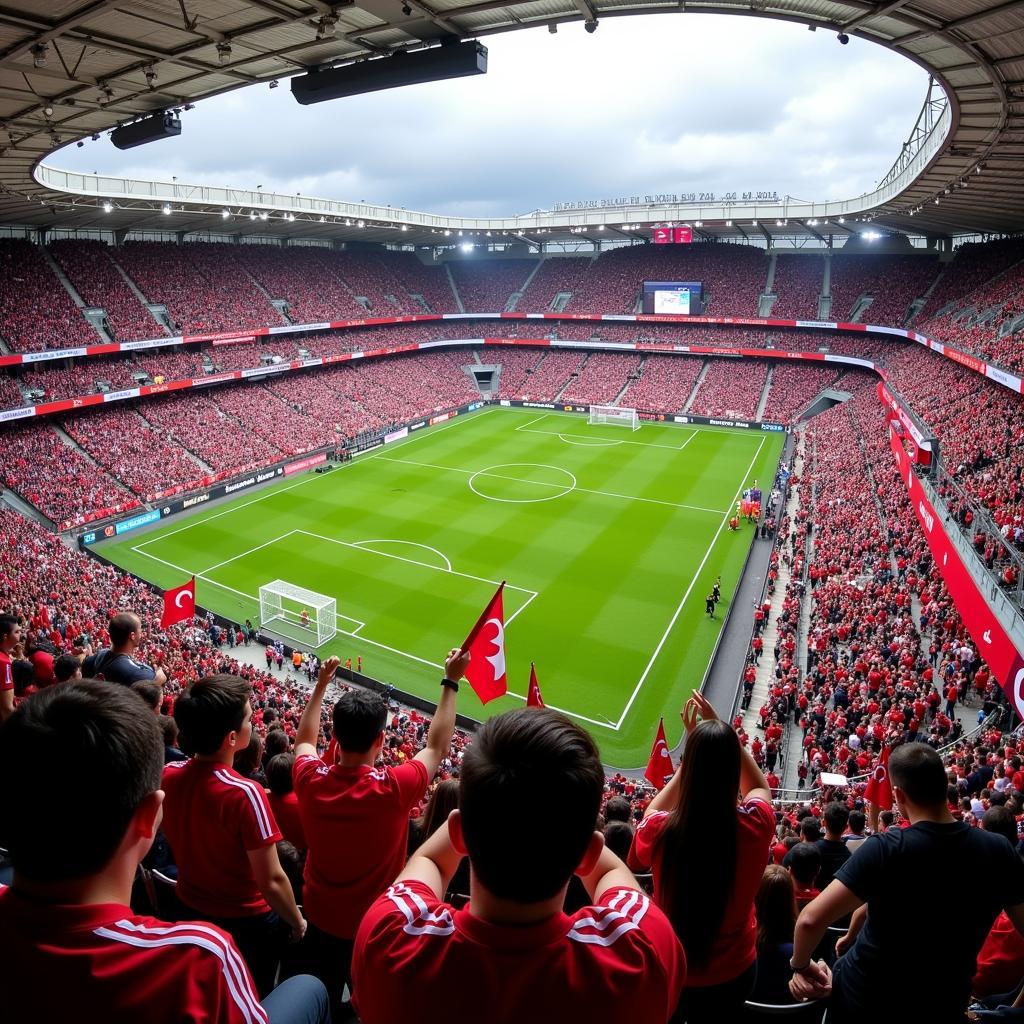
[98,406,784,766]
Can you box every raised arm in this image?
[413,648,467,779]
[295,656,340,758]
[395,818,465,899]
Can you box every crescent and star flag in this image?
[461,581,507,705]
[527,662,545,708]
[645,718,675,790]
[864,745,894,811]
[160,577,196,629]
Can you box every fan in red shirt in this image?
[163,674,306,996]
[0,613,23,723]
[265,752,307,852]
[353,705,685,1024]
[0,680,329,1024]
[290,652,461,1013]
[628,692,779,1023]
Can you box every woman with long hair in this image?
[752,865,799,1004]
[629,692,775,1022]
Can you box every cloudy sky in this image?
[56,15,928,217]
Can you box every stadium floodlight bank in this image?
[589,405,640,431]
[259,580,337,648]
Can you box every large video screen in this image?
[642,281,704,316]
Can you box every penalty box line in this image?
[130,532,615,730]
[515,412,697,451]
[129,526,542,680]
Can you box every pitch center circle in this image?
[468,463,577,504]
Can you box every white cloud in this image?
[55,14,928,216]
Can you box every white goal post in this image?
[588,405,640,431]
[258,579,337,648]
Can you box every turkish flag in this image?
[527,662,545,708]
[461,582,507,705]
[645,718,675,790]
[161,577,195,629]
[864,745,894,811]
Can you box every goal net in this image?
[588,405,639,431]
[258,580,337,648]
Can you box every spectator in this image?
[130,679,163,714]
[52,653,83,684]
[628,692,773,1023]
[266,753,307,853]
[82,613,167,688]
[160,713,185,764]
[816,802,851,889]
[291,652,461,1011]
[352,706,686,1024]
[843,810,868,853]
[789,744,1024,1022]
[751,866,799,1005]
[163,674,306,996]
[0,613,23,722]
[603,820,635,861]
[0,680,329,1023]
[786,844,821,910]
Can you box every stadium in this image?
[0,0,1023,1021]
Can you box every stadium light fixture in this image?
[598,224,604,230]
[259,211,268,220]
[695,220,702,227]
[837,32,849,44]
[217,41,232,64]
[221,209,230,218]
[145,68,157,89]
[269,80,279,89]
[444,229,451,236]
[548,23,557,33]
[401,224,408,231]
[584,19,598,33]
[43,104,54,118]
[460,242,473,252]
[357,219,365,228]
[32,42,48,68]
[838,216,845,223]
[726,219,732,227]
[91,133,100,141]
[102,201,113,213]
[162,204,171,215]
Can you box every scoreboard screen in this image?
[642,281,704,316]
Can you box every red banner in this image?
[876,381,932,466]
[889,427,1024,713]
[653,227,672,245]
[283,452,327,476]
[673,226,693,244]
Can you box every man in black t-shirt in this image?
[82,613,166,688]
[815,802,851,890]
[789,744,1024,1023]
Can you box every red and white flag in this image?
[864,745,894,811]
[461,582,507,705]
[527,662,545,708]
[645,718,675,790]
[161,577,195,629]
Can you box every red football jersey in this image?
[268,790,307,852]
[161,760,281,918]
[293,753,428,938]
[352,881,685,1024]
[0,650,12,692]
[628,797,775,986]
[0,886,266,1023]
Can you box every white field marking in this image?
[676,430,698,452]
[515,413,696,451]
[352,539,453,572]
[557,434,623,447]
[504,588,537,629]
[377,454,725,516]
[613,434,768,730]
[503,687,618,730]
[197,530,302,575]
[131,405,501,552]
[128,543,451,666]
[294,530,538,598]
[129,542,362,633]
[468,463,577,504]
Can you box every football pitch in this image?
[98,406,785,766]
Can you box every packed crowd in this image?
[619,354,704,415]
[828,254,939,325]
[769,254,825,320]
[449,258,535,312]
[561,352,642,405]
[49,239,164,343]
[689,358,769,419]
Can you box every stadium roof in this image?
[0,0,1020,246]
